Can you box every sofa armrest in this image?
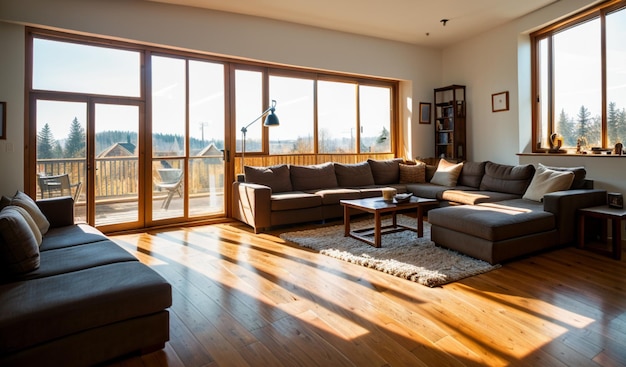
[232,181,272,233]
[36,196,75,228]
[543,189,607,244]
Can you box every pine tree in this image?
[37,123,57,159]
[557,109,575,147]
[65,117,86,158]
[576,105,592,142]
[608,102,619,145]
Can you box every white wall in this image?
[0,0,441,195]
[442,0,625,194]
[0,21,26,196]
[3,0,620,196]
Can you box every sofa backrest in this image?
[244,164,293,193]
[479,162,535,195]
[290,162,338,191]
[334,162,375,187]
[367,158,404,185]
[458,161,486,188]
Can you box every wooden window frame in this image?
[530,0,626,153]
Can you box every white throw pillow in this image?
[430,160,464,186]
[523,163,575,202]
[10,191,50,235]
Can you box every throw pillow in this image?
[479,162,536,195]
[290,162,338,191]
[542,164,587,189]
[430,160,464,187]
[8,206,43,246]
[334,162,375,187]
[523,164,575,202]
[399,162,426,183]
[244,164,293,193]
[10,191,50,235]
[367,158,403,185]
[0,196,11,211]
[0,206,41,275]
[458,161,486,188]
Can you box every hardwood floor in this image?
[106,219,626,367]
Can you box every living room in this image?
[1,0,626,366]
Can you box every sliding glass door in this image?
[150,55,226,223]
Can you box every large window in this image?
[532,1,626,152]
[28,28,397,230]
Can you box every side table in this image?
[578,205,626,260]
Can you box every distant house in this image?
[197,143,222,158]
[97,141,136,158]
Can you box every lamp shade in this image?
[263,112,279,127]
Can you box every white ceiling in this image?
[149,0,558,48]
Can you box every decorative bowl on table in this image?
[394,193,413,203]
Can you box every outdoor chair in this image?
[37,173,83,202]
[154,169,183,210]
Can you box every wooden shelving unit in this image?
[434,85,466,161]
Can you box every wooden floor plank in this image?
[108,221,626,366]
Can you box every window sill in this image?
[517,152,626,157]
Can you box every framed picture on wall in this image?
[0,102,6,140]
[419,102,431,124]
[492,91,509,112]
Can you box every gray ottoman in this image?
[428,199,558,264]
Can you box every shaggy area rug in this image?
[279,215,500,287]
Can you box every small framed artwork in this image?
[419,102,431,124]
[608,192,623,209]
[0,102,5,140]
[492,91,509,112]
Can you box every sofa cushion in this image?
[479,162,535,195]
[40,224,109,251]
[10,191,50,235]
[0,207,41,276]
[7,240,138,282]
[428,200,554,242]
[440,190,520,205]
[405,183,449,200]
[244,164,293,193]
[334,162,375,187]
[0,262,171,355]
[367,158,403,185]
[430,160,464,186]
[290,162,338,191]
[270,192,323,211]
[523,164,575,202]
[399,162,426,183]
[313,188,362,205]
[458,161,486,188]
[542,164,587,189]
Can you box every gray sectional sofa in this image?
[0,195,172,367]
[233,158,607,264]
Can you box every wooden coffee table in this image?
[340,196,438,248]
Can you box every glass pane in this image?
[553,19,601,148]
[538,38,549,149]
[606,8,626,148]
[269,75,314,154]
[33,38,140,97]
[152,159,184,220]
[236,70,263,153]
[35,100,87,223]
[360,85,391,153]
[152,55,186,156]
[94,104,139,226]
[189,60,225,216]
[318,80,358,153]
